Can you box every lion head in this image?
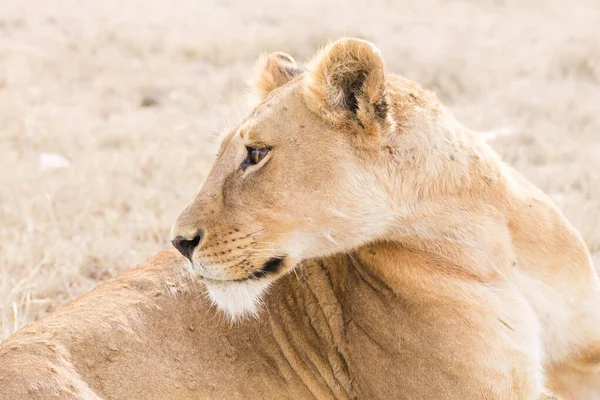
[170,38,464,319]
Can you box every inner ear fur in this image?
[250,52,304,103]
[303,38,387,134]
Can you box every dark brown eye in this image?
[246,146,269,166]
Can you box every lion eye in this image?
[246,146,269,166]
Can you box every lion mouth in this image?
[247,257,285,280]
[193,256,286,283]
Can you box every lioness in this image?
[0,38,596,399]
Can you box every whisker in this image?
[244,229,264,238]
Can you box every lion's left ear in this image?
[250,52,304,104]
[303,38,387,135]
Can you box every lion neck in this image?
[263,240,489,398]
[378,79,516,279]
[261,254,354,398]
[386,202,515,280]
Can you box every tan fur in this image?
[1,38,598,399]
[250,52,304,105]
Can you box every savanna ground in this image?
[1,0,599,340]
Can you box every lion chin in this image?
[203,279,272,322]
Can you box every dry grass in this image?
[1,0,599,340]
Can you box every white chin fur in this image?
[204,279,271,322]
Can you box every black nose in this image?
[172,231,203,261]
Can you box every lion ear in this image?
[303,38,387,133]
[250,52,304,104]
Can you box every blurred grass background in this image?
[1,0,599,339]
